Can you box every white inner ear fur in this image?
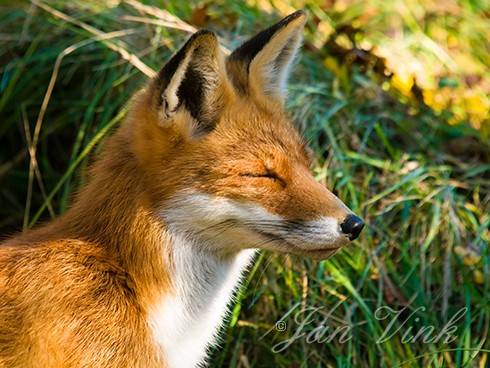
[158,41,227,131]
[249,18,305,100]
[159,51,194,123]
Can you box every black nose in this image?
[340,214,365,240]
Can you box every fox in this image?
[0,10,364,368]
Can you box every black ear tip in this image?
[193,29,216,37]
[188,29,218,44]
[285,9,307,22]
[269,10,306,31]
[290,9,307,18]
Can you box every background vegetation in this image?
[1,0,489,367]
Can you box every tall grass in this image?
[1,1,489,367]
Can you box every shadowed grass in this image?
[0,1,489,367]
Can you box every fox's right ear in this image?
[152,30,229,135]
[227,10,306,104]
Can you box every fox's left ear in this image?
[153,30,229,134]
[227,10,306,103]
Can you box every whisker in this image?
[244,221,326,235]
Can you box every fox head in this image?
[129,10,364,259]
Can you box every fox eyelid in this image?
[240,172,278,179]
[239,171,287,187]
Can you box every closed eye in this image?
[240,172,278,179]
[240,172,286,186]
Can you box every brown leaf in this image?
[190,4,209,28]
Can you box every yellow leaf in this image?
[313,21,334,48]
[323,56,341,77]
[464,91,489,115]
[473,270,485,285]
[464,203,480,214]
[423,89,447,112]
[463,254,481,266]
[454,246,467,257]
[392,73,414,97]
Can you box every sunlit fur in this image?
[0,11,356,368]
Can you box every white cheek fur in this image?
[159,191,283,251]
[159,190,345,251]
